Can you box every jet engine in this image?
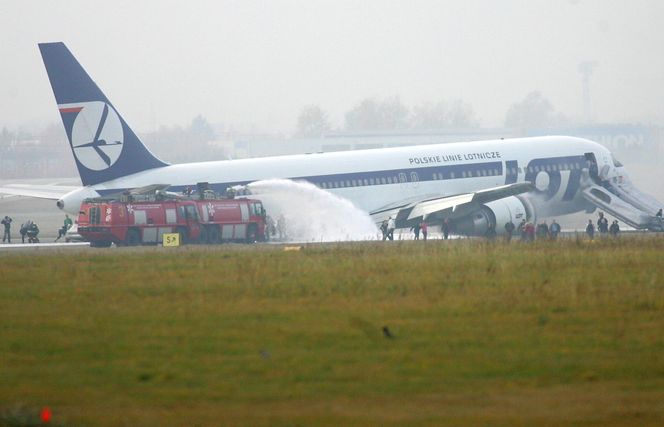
[56,187,100,215]
[452,196,534,236]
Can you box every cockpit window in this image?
[612,156,623,167]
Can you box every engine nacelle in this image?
[56,187,101,215]
[452,196,534,236]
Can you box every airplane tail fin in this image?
[38,42,167,186]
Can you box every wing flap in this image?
[371,182,534,227]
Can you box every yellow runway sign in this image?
[163,233,180,247]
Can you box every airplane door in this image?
[584,152,599,183]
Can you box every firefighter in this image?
[55,214,73,242]
[27,221,40,243]
[20,220,30,243]
[1,215,12,243]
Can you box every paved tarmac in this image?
[0,195,64,241]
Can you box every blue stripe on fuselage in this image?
[94,156,586,201]
[96,161,504,196]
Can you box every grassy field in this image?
[1,237,664,426]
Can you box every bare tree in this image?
[345,96,409,132]
[142,115,222,163]
[412,99,479,129]
[505,91,567,128]
[296,105,331,137]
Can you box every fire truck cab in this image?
[77,186,267,247]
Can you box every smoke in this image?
[246,179,378,242]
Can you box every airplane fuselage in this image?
[59,136,615,222]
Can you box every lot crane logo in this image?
[65,101,124,171]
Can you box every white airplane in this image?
[2,42,662,236]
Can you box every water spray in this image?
[246,179,378,242]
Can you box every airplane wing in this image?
[0,184,80,200]
[370,182,534,227]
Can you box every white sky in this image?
[1,0,663,133]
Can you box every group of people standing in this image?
[381,216,451,241]
[2,215,41,244]
[0,214,72,244]
[380,217,397,241]
[504,218,562,242]
[585,212,620,239]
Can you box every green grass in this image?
[1,238,664,426]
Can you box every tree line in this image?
[297,91,570,137]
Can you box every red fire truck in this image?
[77,186,267,247]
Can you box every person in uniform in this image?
[1,216,12,243]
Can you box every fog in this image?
[1,0,663,133]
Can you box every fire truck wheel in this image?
[125,229,141,246]
[90,241,112,248]
[246,224,258,244]
[207,225,220,244]
[198,226,209,244]
[176,227,188,244]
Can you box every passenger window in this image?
[410,172,419,182]
[450,172,455,179]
